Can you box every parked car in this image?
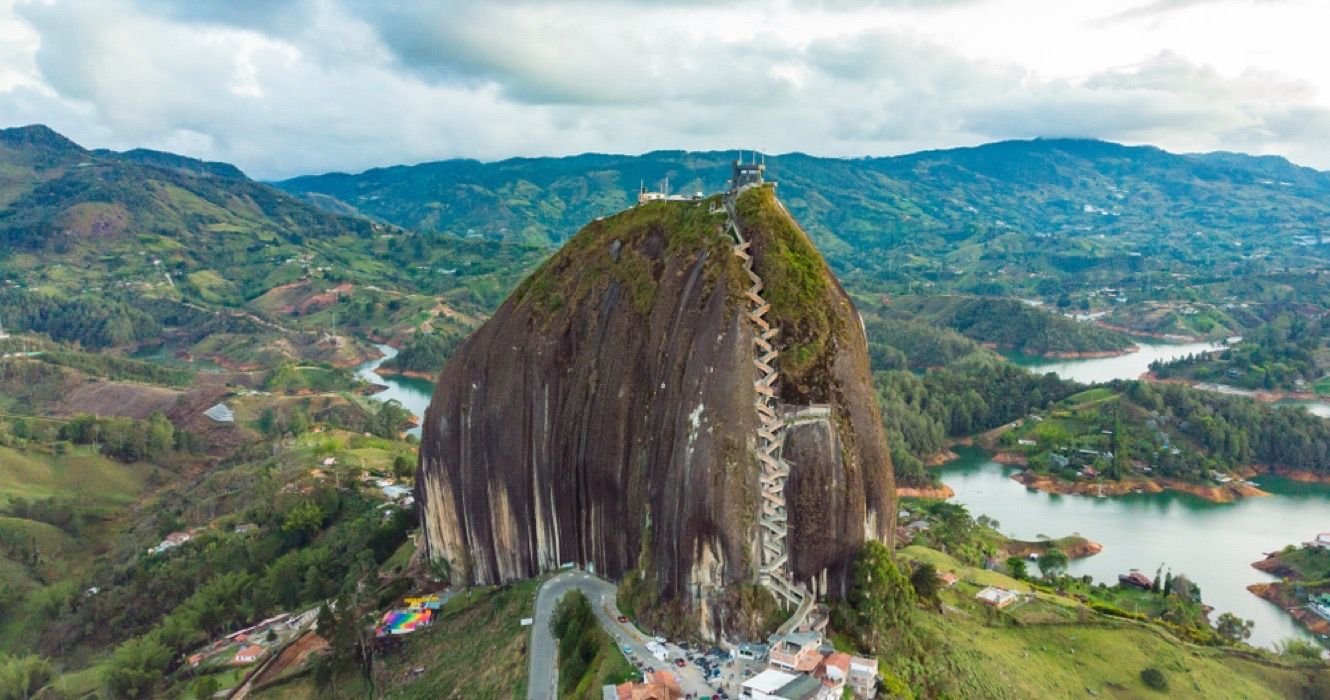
[674,658,686,668]
[618,615,628,623]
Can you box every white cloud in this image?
[0,0,1326,178]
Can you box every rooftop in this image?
[203,403,235,423]
[744,669,799,694]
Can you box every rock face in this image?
[417,184,893,634]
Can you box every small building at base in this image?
[847,655,879,698]
[741,669,825,700]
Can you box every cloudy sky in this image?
[1,0,1328,179]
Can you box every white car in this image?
[655,636,666,644]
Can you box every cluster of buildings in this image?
[186,610,312,668]
[739,629,878,700]
[1310,593,1330,622]
[635,178,704,205]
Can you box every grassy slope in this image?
[0,446,159,654]
[0,445,157,512]
[253,580,539,700]
[735,185,839,385]
[898,546,1313,699]
[511,196,739,321]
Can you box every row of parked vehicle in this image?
[678,641,731,690]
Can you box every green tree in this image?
[192,676,220,700]
[1215,612,1254,643]
[909,562,942,610]
[1037,547,1068,579]
[0,654,54,700]
[392,454,415,479]
[102,634,172,699]
[288,406,311,436]
[283,501,325,540]
[550,590,600,693]
[316,602,337,636]
[1006,557,1029,581]
[845,541,916,654]
[257,408,278,437]
[1275,637,1324,662]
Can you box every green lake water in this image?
[354,344,435,438]
[939,446,1330,649]
[1003,339,1224,384]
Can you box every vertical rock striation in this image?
[417,184,893,635]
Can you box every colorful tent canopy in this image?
[380,609,432,635]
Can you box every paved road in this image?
[527,570,718,700]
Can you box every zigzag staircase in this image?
[721,193,809,615]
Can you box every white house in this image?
[233,645,264,664]
[847,656,879,698]
[975,586,1020,609]
[741,669,823,700]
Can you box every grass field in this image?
[934,614,1311,698]
[898,545,1319,698]
[252,579,539,700]
[0,445,157,511]
[0,446,160,656]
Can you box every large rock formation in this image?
[417,183,893,635]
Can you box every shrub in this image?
[1140,667,1168,691]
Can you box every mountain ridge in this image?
[273,138,1330,300]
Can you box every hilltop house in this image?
[975,586,1020,608]
[148,531,193,555]
[233,645,264,664]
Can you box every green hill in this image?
[0,125,544,368]
[276,139,1330,299]
[888,295,1135,357]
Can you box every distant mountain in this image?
[0,125,543,365]
[277,139,1330,295]
[93,147,247,180]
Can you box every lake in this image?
[357,338,1328,648]
[1004,340,1225,384]
[1004,339,1330,416]
[939,447,1330,649]
[354,344,435,438]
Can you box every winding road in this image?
[527,570,717,700]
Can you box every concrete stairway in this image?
[722,193,809,614]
